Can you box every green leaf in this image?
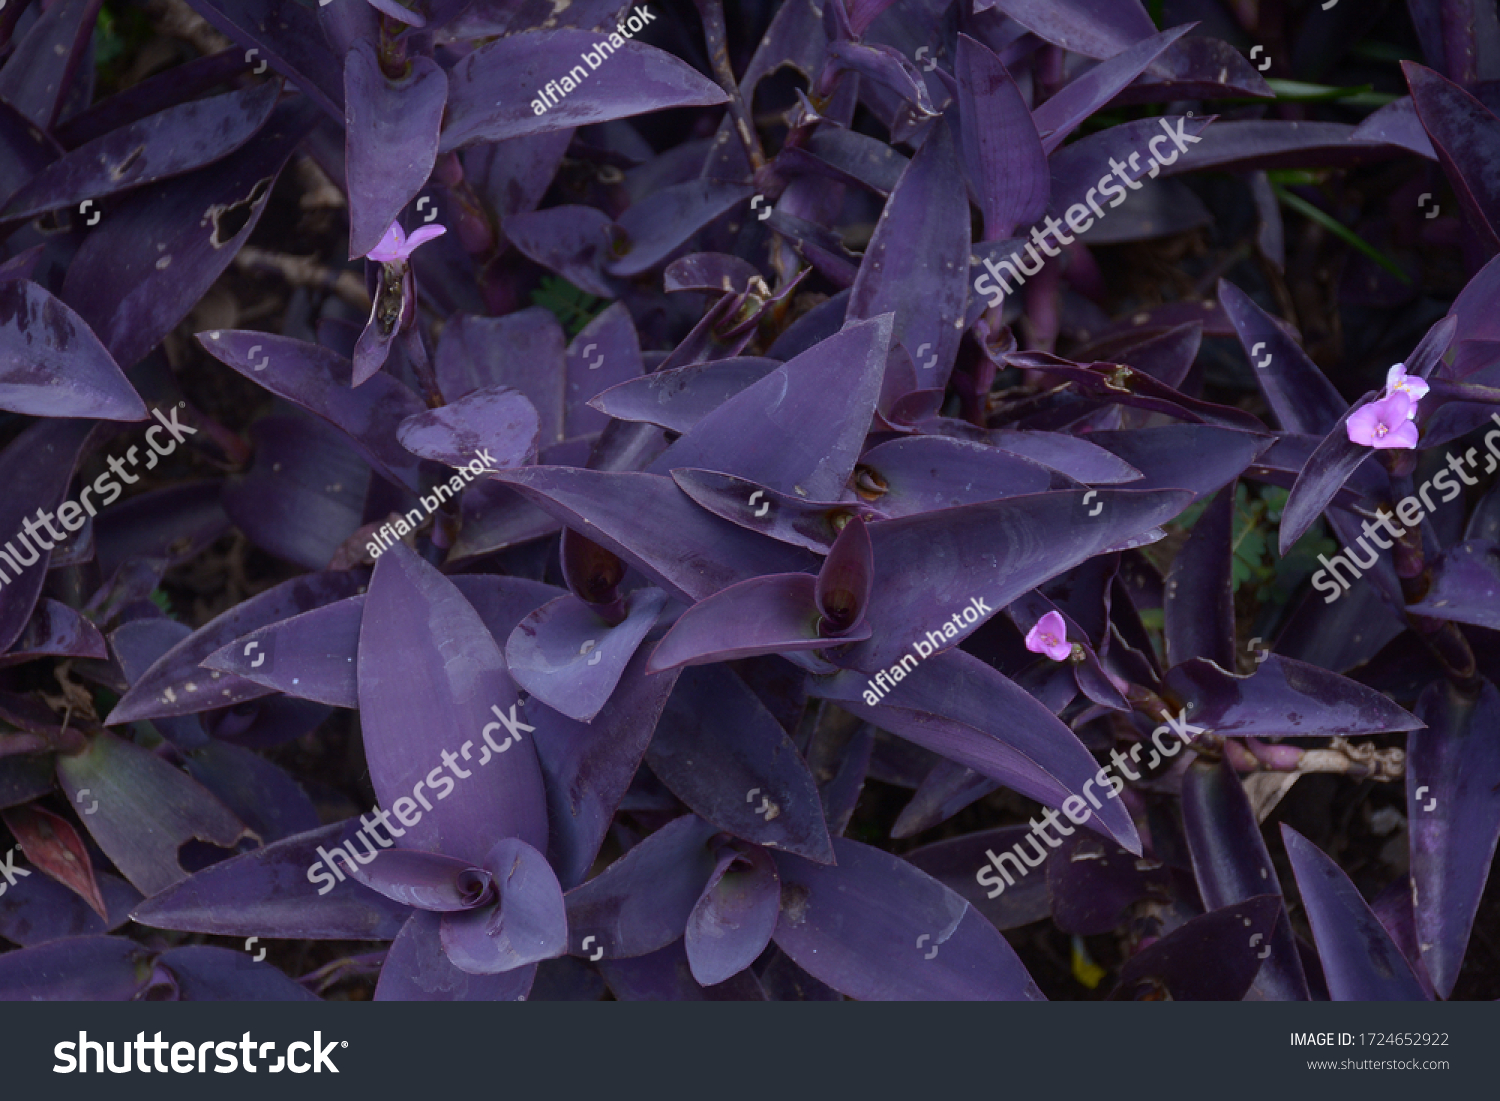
[530,276,606,337]
[1271,184,1412,285]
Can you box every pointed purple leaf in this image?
[1163,655,1423,739]
[107,571,365,724]
[649,316,892,501]
[488,467,817,603]
[0,280,147,420]
[358,543,548,864]
[440,30,728,152]
[56,730,251,896]
[344,41,447,259]
[1406,61,1500,251]
[773,838,1045,1000]
[0,82,280,223]
[1181,756,1310,1000]
[811,649,1142,855]
[376,910,535,1001]
[1407,677,1500,998]
[198,330,424,490]
[648,665,835,863]
[565,815,721,960]
[1282,825,1429,1000]
[956,34,1047,240]
[847,123,968,389]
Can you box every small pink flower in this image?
[367,221,446,263]
[1025,610,1071,661]
[1346,390,1419,449]
[1383,362,1428,417]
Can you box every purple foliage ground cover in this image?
[0,0,1497,1002]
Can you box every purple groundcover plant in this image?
[0,0,1498,1004]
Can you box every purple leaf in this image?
[398,385,540,472]
[810,649,1142,855]
[845,487,1192,671]
[651,315,892,500]
[221,412,372,571]
[1164,483,1235,670]
[857,436,1059,517]
[847,123,968,388]
[61,100,317,370]
[358,543,548,864]
[1406,677,1500,998]
[204,594,365,708]
[565,815,721,960]
[489,467,818,602]
[56,730,251,896]
[1033,25,1196,154]
[685,843,779,987]
[956,34,1047,240]
[130,819,412,940]
[0,0,101,129]
[1108,895,1283,1000]
[155,945,319,1001]
[435,309,566,437]
[0,936,152,1001]
[1280,398,1387,553]
[1405,61,1500,251]
[533,650,681,890]
[1281,825,1429,1000]
[565,301,645,438]
[607,179,755,277]
[903,826,1054,931]
[0,426,99,660]
[344,41,447,259]
[505,587,668,722]
[107,570,365,724]
[198,330,424,490]
[440,838,567,974]
[439,29,728,152]
[177,0,342,119]
[0,280,147,420]
[1180,756,1310,1000]
[589,357,781,434]
[647,665,835,863]
[985,0,1156,59]
[1406,540,1500,629]
[646,574,846,672]
[0,599,107,668]
[376,910,534,1001]
[1163,655,1424,739]
[670,469,874,553]
[772,837,1045,1000]
[0,82,280,224]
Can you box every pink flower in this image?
[1383,362,1428,417]
[367,221,446,263]
[1024,610,1071,661]
[1346,391,1419,449]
